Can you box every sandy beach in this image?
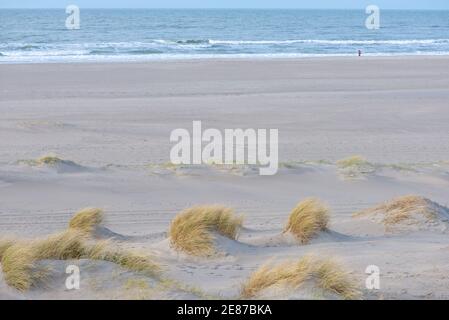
[1,57,449,299]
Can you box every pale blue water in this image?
[1,9,449,63]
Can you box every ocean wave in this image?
[2,50,89,57]
[0,43,43,51]
[175,39,210,45]
[2,51,449,64]
[106,39,449,46]
[89,48,163,55]
[17,44,42,50]
[208,39,449,45]
[81,39,449,47]
[1,39,448,53]
[1,38,449,62]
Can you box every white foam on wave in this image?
[208,39,449,45]
[3,52,449,64]
[1,38,449,63]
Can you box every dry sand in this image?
[1,57,449,299]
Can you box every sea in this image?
[1,9,449,63]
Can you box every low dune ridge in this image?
[18,154,89,174]
[207,162,261,176]
[0,209,160,291]
[283,198,330,244]
[148,163,218,178]
[145,158,449,180]
[169,205,244,256]
[336,155,376,179]
[31,155,75,166]
[16,120,70,131]
[148,162,261,177]
[354,195,449,233]
[240,255,359,300]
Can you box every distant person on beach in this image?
[358,50,362,56]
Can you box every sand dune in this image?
[354,196,449,234]
[1,58,449,299]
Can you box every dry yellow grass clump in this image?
[354,195,441,226]
[336,155,370,169]
[284,198,329,244]
[36,155,64,166]
[336,155,376,178]
[0,238,15,260]
[68,207,104,233]
[1,232,88,292]
[1,243,36,291]
[20,154,83,169]
[89,243,160,278]
[0,209,159,291]
[169,205,244,256]
[32,230,88,261]
[241,256,359,300]
[18,154,69,167]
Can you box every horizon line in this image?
[1,7,449,11]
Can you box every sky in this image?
[1,0,449,10]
